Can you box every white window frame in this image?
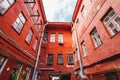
[0,56,8,74]
[67,54,74,65]
[58,33,63,43]
[0,0,15,15]
[103,9,120,36]
[33,38,38,51]
[81,5,88,17]
[91,28,102,48]
[12,13,26,33]
[25,29,33,44]
[57,54,63,64]
[47,54,54,65]
[81,41,88,57]
[50,33,55,42]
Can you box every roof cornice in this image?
[72,0,83,22]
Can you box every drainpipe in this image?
[32,22,48,80]
[71,21,87,80]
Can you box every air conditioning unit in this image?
[58,40,63,45]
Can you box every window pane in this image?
[19,13,26,23]
[58,54,63,64]
[50,33,55,42]
[102,8,120,36]
[8,0,15,4]
[33,38,38,50]
[68,54,74,65]
[91,28,102,47]
[47,54,54,65]
[82,42,88,57]
[26,29,33,44]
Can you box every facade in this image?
[72,0,120,80]
[38,22,75,80]
[0,0,46,80]
[0,0,120,80]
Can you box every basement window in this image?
[0,0,15,15]
[102,8,120,36]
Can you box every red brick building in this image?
[72,0,120,80]
[0,0,46,80]
[0,0,120,80]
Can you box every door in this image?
[52,76,60,80]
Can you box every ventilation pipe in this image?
[71,21,87,80]
[32,22,48,80]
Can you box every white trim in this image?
[25,69,31,80]
[0,59,8,74]
[16,65,23,80]
[40,68,55,70]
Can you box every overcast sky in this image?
[42,0,77,22]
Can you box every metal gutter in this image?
[32,22,48,80]
[71,21,87,80]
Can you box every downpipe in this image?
[32,22,48,80]
[71,21,87,80]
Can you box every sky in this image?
[42,0,77,22]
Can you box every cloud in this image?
[42,0,77,22]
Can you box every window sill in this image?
[68,63,74,65]
[94,43,103,50]
[57,63,64,65]
[46,63,53,66]
[110,32,120,39]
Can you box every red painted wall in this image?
[39,23,75,80]
[0,0,45,79]
[73,0,120,79]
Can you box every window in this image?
[0,55,7,73]
[81,5,87,17]
[0,0,15,15]
[47,54,54,65]
[104,72,119,80]
[12,13,26,33]
[91,28,102,48]
[77,19,81,28]
[24,0,35,8]
[25,29,33,44]
[33,38,38,51]
[50,33,55,42]
[57,54,63,65]
[81,41,88,57]
[43,32,48,42]
[67,54,74,65]
[58,33,63,44]
[102,8,120,36]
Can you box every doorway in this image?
[50,73,71,80]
